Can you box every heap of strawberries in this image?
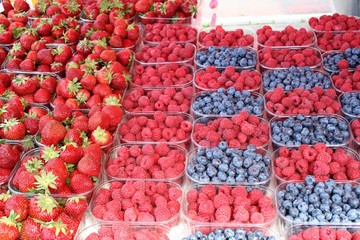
[331,66,360,92]
[274,143,360,182]
[0,72,58,104]
[91,180,182,224]
[105,143,186,181]
[192,111,269,148]
[0,192,87,239]
[265,87,340,116]
[185,184,276,224]
[122,86,193,113]
[195,66,262,91]
[259,47,322,68]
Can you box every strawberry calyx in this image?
[0,25,6,34]
[99,0,114,13]
[67,78,81,94]
[83,58,98,74]
[44,219,69,236]
[0,191,12,202]
[0,118,20,133]
[24,157,44,173]
[91,126,112,144]
[13,75,30,86]
[22,135,35,149]
[65,0,81,14]
[41,145,61,162]
[80,131,90,147]
[0,211,19,227]
[34,170,58,193]
[67,61,78,69]
[35,195,60,214]
[12,27,26,39]
[36,0,48,13]
[26,28,38,37]
[92,38,107,48]
[77,38,93,50]
[104,95,121,106]
[9,42,22,54]
[66,196,86,204]
[51,45,65,56]
[112,0,124,10]
[1,90,16,99]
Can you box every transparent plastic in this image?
[322,50,359,73]
[103,143,187,184]
[350,119,360,154]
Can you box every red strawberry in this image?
[20,217,41,239]
[69,172,94,193]
[0,213,19,240]
[0,118,26,140]
[77,153,101,177]
[0,144,21,169]
[63,197,88,221]
[40,219,73,240]
[28,195,62,222]
[90,126,113,146]
[13,0,30,12]
[4,194,28,222]
[40,120,67,146]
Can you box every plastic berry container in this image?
[339,92,360,121]
[182,184,277,229]
[269,114,351,149]
[8,148,105,200]
[89,179,183,227]
[191,115,269,149]
[130,62,194,88]
[271,146,359,185]
[75,223,171,240]
[262,68,332,93]
[138,15,194,25]
[263,90,341,119]
[117,112,194,149]
[322,50,360,73]
[103,143,187,184]
[316,31,360,53]
[134,42,196,65]
[186,146,272,188]
[195,46,257,71]
[193,68,262,93]
[197,26,255,48]
[191,90,264,119]
[256,27,316,49]
[275,180,360,227]
[142,23,198,45]
[330,70,360,94]
[258,47,323,72]
[286,224,360,240]
[122,86,193,114]
[307,14,360,34]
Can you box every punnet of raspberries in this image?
[277,175,360,224]
[308,13,360,32]
[265,87,340,116]
[262,67,332,92]
[0,143,23,186]
[195,66,262,91]
[187,142,271,185]
[316,31,360,52]
[340,92,360,117]
[256,25,315,47]
[259,47,322,69]
[289,226,360,240]
[135,42,195,63]
[105,143,186,181]
[122,86,193,113]
[118,111,193,144]
[271,115,350,147]
[132,63,194,88]
[184,184,276,224]
[331,67,360,92]
[182,228,276,240]
[192,88,264,117]
[192,111,269,148]
[144,23,198,44]
[351,119,360,144]
[323,48,360,72]
[274,143,360,182]
[80,223,170,240]
[91,180,182,224]
[198,25,254,48]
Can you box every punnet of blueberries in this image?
[187,141,271,184]
[277,175,360,224]
[182,228,276,240]
[340,92,360,117]
[262,66,332,91]
[323,48,360,72]
[195,46,257,68]
[271,115,350,146]
[192,88,264,117]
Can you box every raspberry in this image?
[338,59,349,69]
[329,161,341,175]
[214,205,231,222]
[158,157,174,170]
[302,228,320,240]
[336,229,352,240]
[137,212,155,222]
[213,193,230,208]
[200,185,216,198]
[153,206,171,222]
[316,152,332,163]
[186,189,198,203]
[279,147,291,157]
[282,166,296,177]
[121,183,136,199]
[302,147,317,161]
[233,206,249,222]
[198,200,215,216]
[275,156,290,169]
[155,182,168,195]
[231,186,248,197]
[241,122,255,136]
[250,212,264,224]
[295,159,309,174]
[320,227,336,240]
[140,155,154,170]
[258,196,273,208]
[313,142,326,152]
[124,207,138,221]
[260,207,276,221]
[313,160,330,176]
[248,189,264,204]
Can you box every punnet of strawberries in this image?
[79,223,170,240]
[274,143,360,182]
[136,0,198,24]
[0,96,48,145]
[184,184,276,225]
[82,0,136,21]
[331,66,360,92]
[0,72,58,105]
[79,16,139,50]
[5,41,73,73]
[122,86,193,113]
[10,143,103,196]
[0,192,88,239]
[27,0,82,18]
[316,31,360,52]
[192,111,269,148]
[105,143,186,181]
[91,180,182,224]
[132,63,194,88]
[198,25,254,48]
[194,66,262,91]
[0,143,23,186]
[265,87,340,116]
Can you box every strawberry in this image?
[0,212,19,240]
[60,144,84,164]
[88,111,110,132]
[77,153,101,177]
[11,75,39,95]
[36,48,53,65]
[63,197,88,221]
[0,144,21,169]
[40,219,73,240]
[90,126,113,146]
[28,195,62,222]
[4,194,28,222]
[20,217,41,239]
[0,118,26,140]
[69,172,94,193]
[40,120,67,146]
